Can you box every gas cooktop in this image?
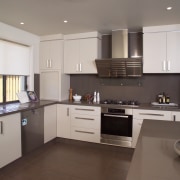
[100,99,140,107]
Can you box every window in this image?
[0,75,27,103]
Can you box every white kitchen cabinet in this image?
[64,37,101,74]
[132,109,172,148]
[40,40,63,70]
[44,104,57,143]
[70,105,101,143]
[171,111,180,122]
[57,104,71,139]
[40,70,70,101]
[0,113,21,168]
[143,31,180,73]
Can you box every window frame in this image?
[0,75,27,104]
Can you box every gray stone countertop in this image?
[59,100,180,111]
[127,120,180,180]
[0,100,57,117]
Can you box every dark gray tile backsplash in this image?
[70,74,180,103]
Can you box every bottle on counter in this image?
[69,88,73,101]
[93,91,97,103]
[166,95,170,104]
[162,92,166,104]
[97,91,100,102]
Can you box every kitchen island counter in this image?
[127,120,180,180]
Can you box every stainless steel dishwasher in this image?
[21,107,44,155]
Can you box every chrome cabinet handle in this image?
[173,115,176,122]
[104,114,129,118]
[167,61,171,71]
[75,130,94,134]
[79,63,82,72]
[162,61,166,71]
[46,59,49,68]
[75,117,94,121]
[0,121,3,134]
[139,113,164,116]
[67,108,69,116]
[49,59,52,68]
[75,108,95,111]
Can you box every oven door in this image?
[101,113,132,147]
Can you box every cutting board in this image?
[151,102,178,106]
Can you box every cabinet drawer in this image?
[71,114,100,129]
[71,105,100,115]
[71,127,100,143]
[133,109,172,121]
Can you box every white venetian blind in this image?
[0,40,30,75]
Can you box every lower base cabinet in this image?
[44,105,57,143]
[57,104,71,139]
[0,113,21,168]
[70,105,101,143]
[132,109,172,148]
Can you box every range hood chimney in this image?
[95,29,143,78]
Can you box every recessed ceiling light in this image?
[64,20,68,23]
[166,6,172,10]
[20,22,24,25]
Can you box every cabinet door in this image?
[167,32,180,73]
[143,32,166,73]
[57,104,71,138]
[0,113,21,168]
[44,105,57,143]
[79,38,98,74]
[64,40,79,73]
[40,71,60,100]
[40,40,63,70]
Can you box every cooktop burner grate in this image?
[101,99,140,106]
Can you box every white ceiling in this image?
[0,0,180,36]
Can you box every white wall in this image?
[0,22,40,90]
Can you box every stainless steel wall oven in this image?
[101,107,133,147]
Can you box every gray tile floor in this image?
[0,138,134,180]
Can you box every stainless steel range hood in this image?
[95,29,143,78]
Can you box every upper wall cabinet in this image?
[143,25,180,73]
[64,32,102,74]
[40,40,63,70]
[0,40,30,75]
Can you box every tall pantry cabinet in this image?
[40,34,70,101]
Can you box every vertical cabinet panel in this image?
[44,105,57,143]
[57,104,71,139]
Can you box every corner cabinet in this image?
[70,105,101,143]
[64,32,102,74]
[40,40,63,70]
[171,111,180,122]
[132,109,172,148]
[0,113,21,168]
[143,25,180,73]
[44,105,57,143]
[57,104,71,139]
